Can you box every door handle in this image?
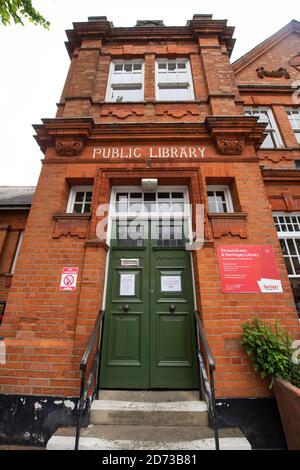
[169,304,176,313]
[120,304,129,313]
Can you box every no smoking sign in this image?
[60,267,78,291]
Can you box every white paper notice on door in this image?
[161,275,182,292]
[120,273,135,296]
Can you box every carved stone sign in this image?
[92,146,206,159]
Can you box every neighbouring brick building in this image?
[0,15,300,448]
[0,187,35,325]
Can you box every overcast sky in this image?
[0,0,298,186]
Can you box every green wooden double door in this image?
[100,219,198,389]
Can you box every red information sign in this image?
[217,245,283,294]
[60,267,78,291]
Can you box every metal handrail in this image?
[75,309,105,451]
[194,311,219,450]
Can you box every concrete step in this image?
[98,390,200,402]
[90,394,208,426]
[47,424,251,450]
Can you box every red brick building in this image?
[0,15,300,448]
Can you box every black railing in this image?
[194,311,219,450]
[75,309,105,451]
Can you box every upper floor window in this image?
[244,108,283,149]
[207,185,233,213]
[286,109,300,144]
[67,186,93,214]
[106,60,144,102]
[155,59,194,101]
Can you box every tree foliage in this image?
[0,0,50,28]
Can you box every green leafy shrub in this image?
[241,318,300,388]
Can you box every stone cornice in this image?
[238,84,295,95]
[34,118,210,153]
[261,168,300,182]
[65,15,235,58]
[34,116,267,155]
[205,115,267,153]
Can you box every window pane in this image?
[292,257,300,276]
[284,257,294,275]
[172,192,184,212]
[218,202,227,213]
[114,64,123,72]
[144,193,156,212]
[133,63,142,71]
[261,132,275,148]
[287,239,297,255]
[129,193,142,212]
[158,192,170,212]
[85,192,92,202]
[116,193,128,213]
[158,86,190,101]
[168,63,176,71]
[83,203,91,213]
[207,192,216,213]
[177,63,186,70]
[215,191,226,203]
[117,221,144,247]
[158,63,166,69]
[295,239,300,254]
[73,203,83,214]
[124,63,132,72]
[75,192,85,203]
[280,239,288,255]
[111,88,143,102]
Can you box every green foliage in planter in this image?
[241,318,300,388]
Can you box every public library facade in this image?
[0,15,300,444]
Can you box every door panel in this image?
[100,246,151,389]
[106,311,142,366]
[151,248,198,389]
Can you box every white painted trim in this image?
[10,231,24,274]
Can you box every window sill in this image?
[101,100,201,104]
[52,213,91,239]
[208,212,248,239]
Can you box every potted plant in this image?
[241,318,300,450]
